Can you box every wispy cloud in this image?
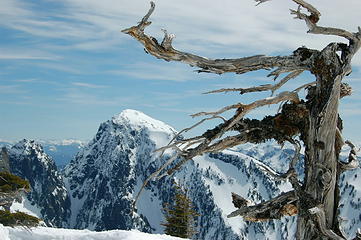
[108,62,210,82]
[0,54,56,60]
[72,82,108,89]
[2,0,361,61]
[57,88,139,106]
[0,85,26,94]
[13,78,38,83]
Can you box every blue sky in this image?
[1,0,361,143]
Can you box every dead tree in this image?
[123,1,361,239]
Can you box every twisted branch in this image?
[122,2,313,75]
[227,191,297,220]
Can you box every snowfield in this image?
[0,225,186,240]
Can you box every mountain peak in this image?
[112,109,176,135]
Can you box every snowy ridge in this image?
[112,109,176,149]
[0,224,185,240]
[112,109,175,134]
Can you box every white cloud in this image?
[3,0,361,56]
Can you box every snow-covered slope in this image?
[0,224,185,240]
[7,139,71,227]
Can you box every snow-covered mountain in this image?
[3,109,360,239]
[6,140,71,227]
[0,139,84,168]
[62,109,297,239]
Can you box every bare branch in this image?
[253,139,300,183]
[290,3,356,41]
[122,2,313,75]
[133,154,178,210]
[227,191,297,220]
[256,161,296,181]
[340,83,352,98]
[224,91,299,131]
[289,139,301,169]
[231,192,253,208]
[291,0,320,19]
[293,81,316,93]
[339,140,359,171]
[254,0,271,6]
[192,91,299,120]
[205,70,304,95]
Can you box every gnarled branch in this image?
[122,2,314,76]
[227,191,297,221]
[339,140,359,172]
[205,70,304,95]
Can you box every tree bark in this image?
[297,44,344,240]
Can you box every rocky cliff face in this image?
[0,147,10,172]
[63,109,175,232]
[7,139,71,227]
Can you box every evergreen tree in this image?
[161,183,199,239]
[0,147,40,227]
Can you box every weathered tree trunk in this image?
[298,44,344,240]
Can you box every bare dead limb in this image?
[122,2,316,75]
[255,160,295,181]
[227,191,297,220]
[231,192,253,208]
[133,154,178,210]
[290,4,355,42]
[224,91,300,132]
[193,91,299,119]
[291,0,321,18]
[339,140,359,172]
[205,70,304,95]
[257,0,358,44]
[340,83,352,98]
[289,139,301,168]
[254,0,271,6]
[293,81,316,93]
